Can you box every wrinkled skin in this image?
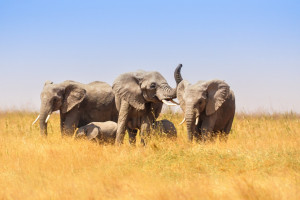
[113,70,177,145]
[37,80,118,136]
[152,119,177,138]
[75,121,117,144]
[175,65,235,142]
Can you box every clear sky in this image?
[0,0,299,113]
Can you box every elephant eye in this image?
[52,98,57,104]
[150,82,156,89]
[53,96,61,104]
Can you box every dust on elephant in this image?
[75,121,117,144]
[33,80,118,136]
[113,70,178,145]
[152,119,177,138]
[174,64,235,142]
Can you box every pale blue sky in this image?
[0,0,299,112]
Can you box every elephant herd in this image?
[32,64,235,144]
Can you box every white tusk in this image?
[32,115,40,125]
[195,117,199,125]
[45,115,51,123]
[162,99,177,106]
[179,118,186,125]
[170,99,180,105]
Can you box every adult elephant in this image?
[174,65,235,142]
[113,70,178,145]
[33,80,118,136]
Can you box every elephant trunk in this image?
[39,102,52,136]
[158,84,177,100]
[185,105,195,142]
[174,64,183,85]
[75,127,85,138]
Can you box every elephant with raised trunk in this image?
[33,80,118,136]
[174,65,235,142]
[113,70,178,145]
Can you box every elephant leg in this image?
[220,117,234,142]
[127,128,138,145]
[115,101,130,145]
[194,131,201,142]
[140,117,151,145]
[195,121,203,142]
[224,116,234,134]
[61,109,79,136]
[201,114,217,142]
[60,113,65,134]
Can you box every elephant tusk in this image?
[179,117,186,125]
[195,117,199,125]
[32,115,40,125]
[45,115,51,123]
[162,99,177,106]
[170,99,179,105]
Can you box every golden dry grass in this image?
[0,111,299,199]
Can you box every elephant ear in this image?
[86,126,100,140]
[44,80,53,87]
[113,72,146,110]
[177,80,190,113]
[61,84,86,113]
[205,80,230,116]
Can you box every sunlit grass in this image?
[0,111,299,199]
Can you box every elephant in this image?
[75,121,117,144]
[124,101,164,144]
[152,119,177,138]
[32,80,118,136]
[174,64,235,142]
[112,70,178,145]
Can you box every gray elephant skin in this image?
[34,80,118,136]
[113,70,178,145]
[174,65,235,142]
[152,119,177,138]
[76,121,117,144]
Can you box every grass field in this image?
[0,111,299,199]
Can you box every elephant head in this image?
[33,81,86,136]
[174,65,230,141]
[76,124,99,140]
[113,70,177,110]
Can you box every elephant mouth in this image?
[151,94,160,102]
[152,94,179,106]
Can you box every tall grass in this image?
[0,111,299,199]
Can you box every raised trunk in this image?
[174,64,183,85]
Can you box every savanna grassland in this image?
[0,111,299,200]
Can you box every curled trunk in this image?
[158,84,177,100]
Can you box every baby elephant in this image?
[76,121,117,144]
[152,119,177,138]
